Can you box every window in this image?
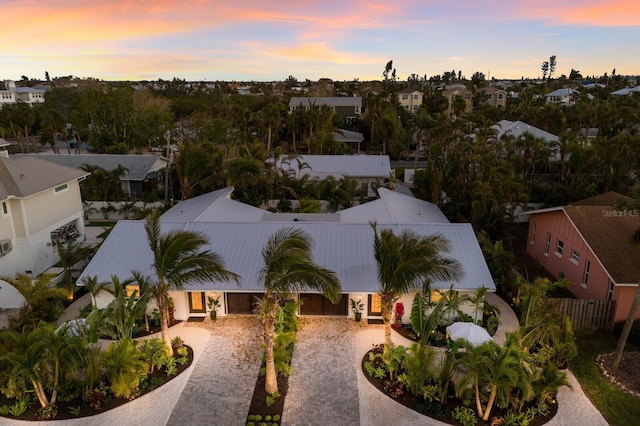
[498,94,503,99]
[402,94,408,100]
[583,260,591,287]
[368,294,382,316]
[570,249,580,264]
[2,202,7,216]
[413,94,419,99]
[555,239,564,257]
[607,280,614,300]
[125,285,140,299]
[54,183,68,193]
[544,233,551,255]
[530,222,536,244]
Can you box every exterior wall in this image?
[526,211,640,322]
[23,181,83,235]
[399,91,423,113]
[0,203,14,239]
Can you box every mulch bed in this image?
[362,347,557,426]
[1,345,194,421]
[246,368,289,424]
[596,352,640,399]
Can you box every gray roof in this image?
[80,188,493,293]
[79,221,492,293]
[339,188,450,224]
[0,156,88,199]
[161,187,266,222]
[493,120,558,143]
[289,97,362,108]
[545,88,578,97]
[333,129,364,143]
[12,154,166,182]
[277,155,391,179]
[611,86,640,96]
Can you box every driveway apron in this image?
[167,317,262,426]
[282,318,363,426]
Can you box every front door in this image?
[188,292,206,313]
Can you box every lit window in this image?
[369,294,382,315]
[126,285,140,299]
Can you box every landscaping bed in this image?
[362,345,558,426]
[0,345,193,421]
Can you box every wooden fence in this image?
[553,298,615,330]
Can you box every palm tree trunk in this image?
[482,385,498,421]
[32,380,49,408]
[158,295,173,356]
[475,380,483,419]
[264,315,278,394]
[382,301,393,347]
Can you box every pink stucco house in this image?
[524,192,640,323]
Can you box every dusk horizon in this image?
[3,0,640,82]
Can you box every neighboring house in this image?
[276,154,391,197]
[80,187,495,321]
[288,97,362,123]
[610,86,640,96]
[397,88,423,113]
[0,81,45,108]
[523,192,640,323]
[0,152,89,281]
[13,154,167,199]
[492,120,561,162]
[442,86,473,116]
[545,88,579,106]
[332,129,365,153]
[481,87,507,108]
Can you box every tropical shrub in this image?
[101,340,148,399]
[452,406,478,426]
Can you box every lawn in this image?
[571,331,640,426]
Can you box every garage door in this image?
[226,293,264,314]
[299,294,348,315]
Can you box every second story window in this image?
[571,249,580,263]
[555,239,564,256]
[544,232,551,255]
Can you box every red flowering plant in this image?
[395,302,404,323]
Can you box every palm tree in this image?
[371,222,463,347]
[145,212,239,355]
[2,274,68,329]
[257,227,341,394]
[56,239,92,300]
[80,275,107,307]
[456,333,532,421]
[103,275,150,341]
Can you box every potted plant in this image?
[207,295,220,320]
[350,298,364,322]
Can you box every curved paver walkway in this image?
[282,318,363,426]
[167,317,262,426]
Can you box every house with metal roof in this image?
[492,120,561,162]
[545,88,579,106]
[610,86,640,96]
[522,192,640,323]
[0,153,89,282]
[13,154,167,199]
[288,97,362,122]
[276,154,391,197]
[80,187,494,321]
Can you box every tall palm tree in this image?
[145,212,239,355]
[56,239,92,300]
[258,227,341,394]
[371,222,463,347]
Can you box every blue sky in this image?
[2,0,639,81]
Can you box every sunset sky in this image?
[2,0,639,82]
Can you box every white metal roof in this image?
[80,188,493,294]
[79,221,493,293]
